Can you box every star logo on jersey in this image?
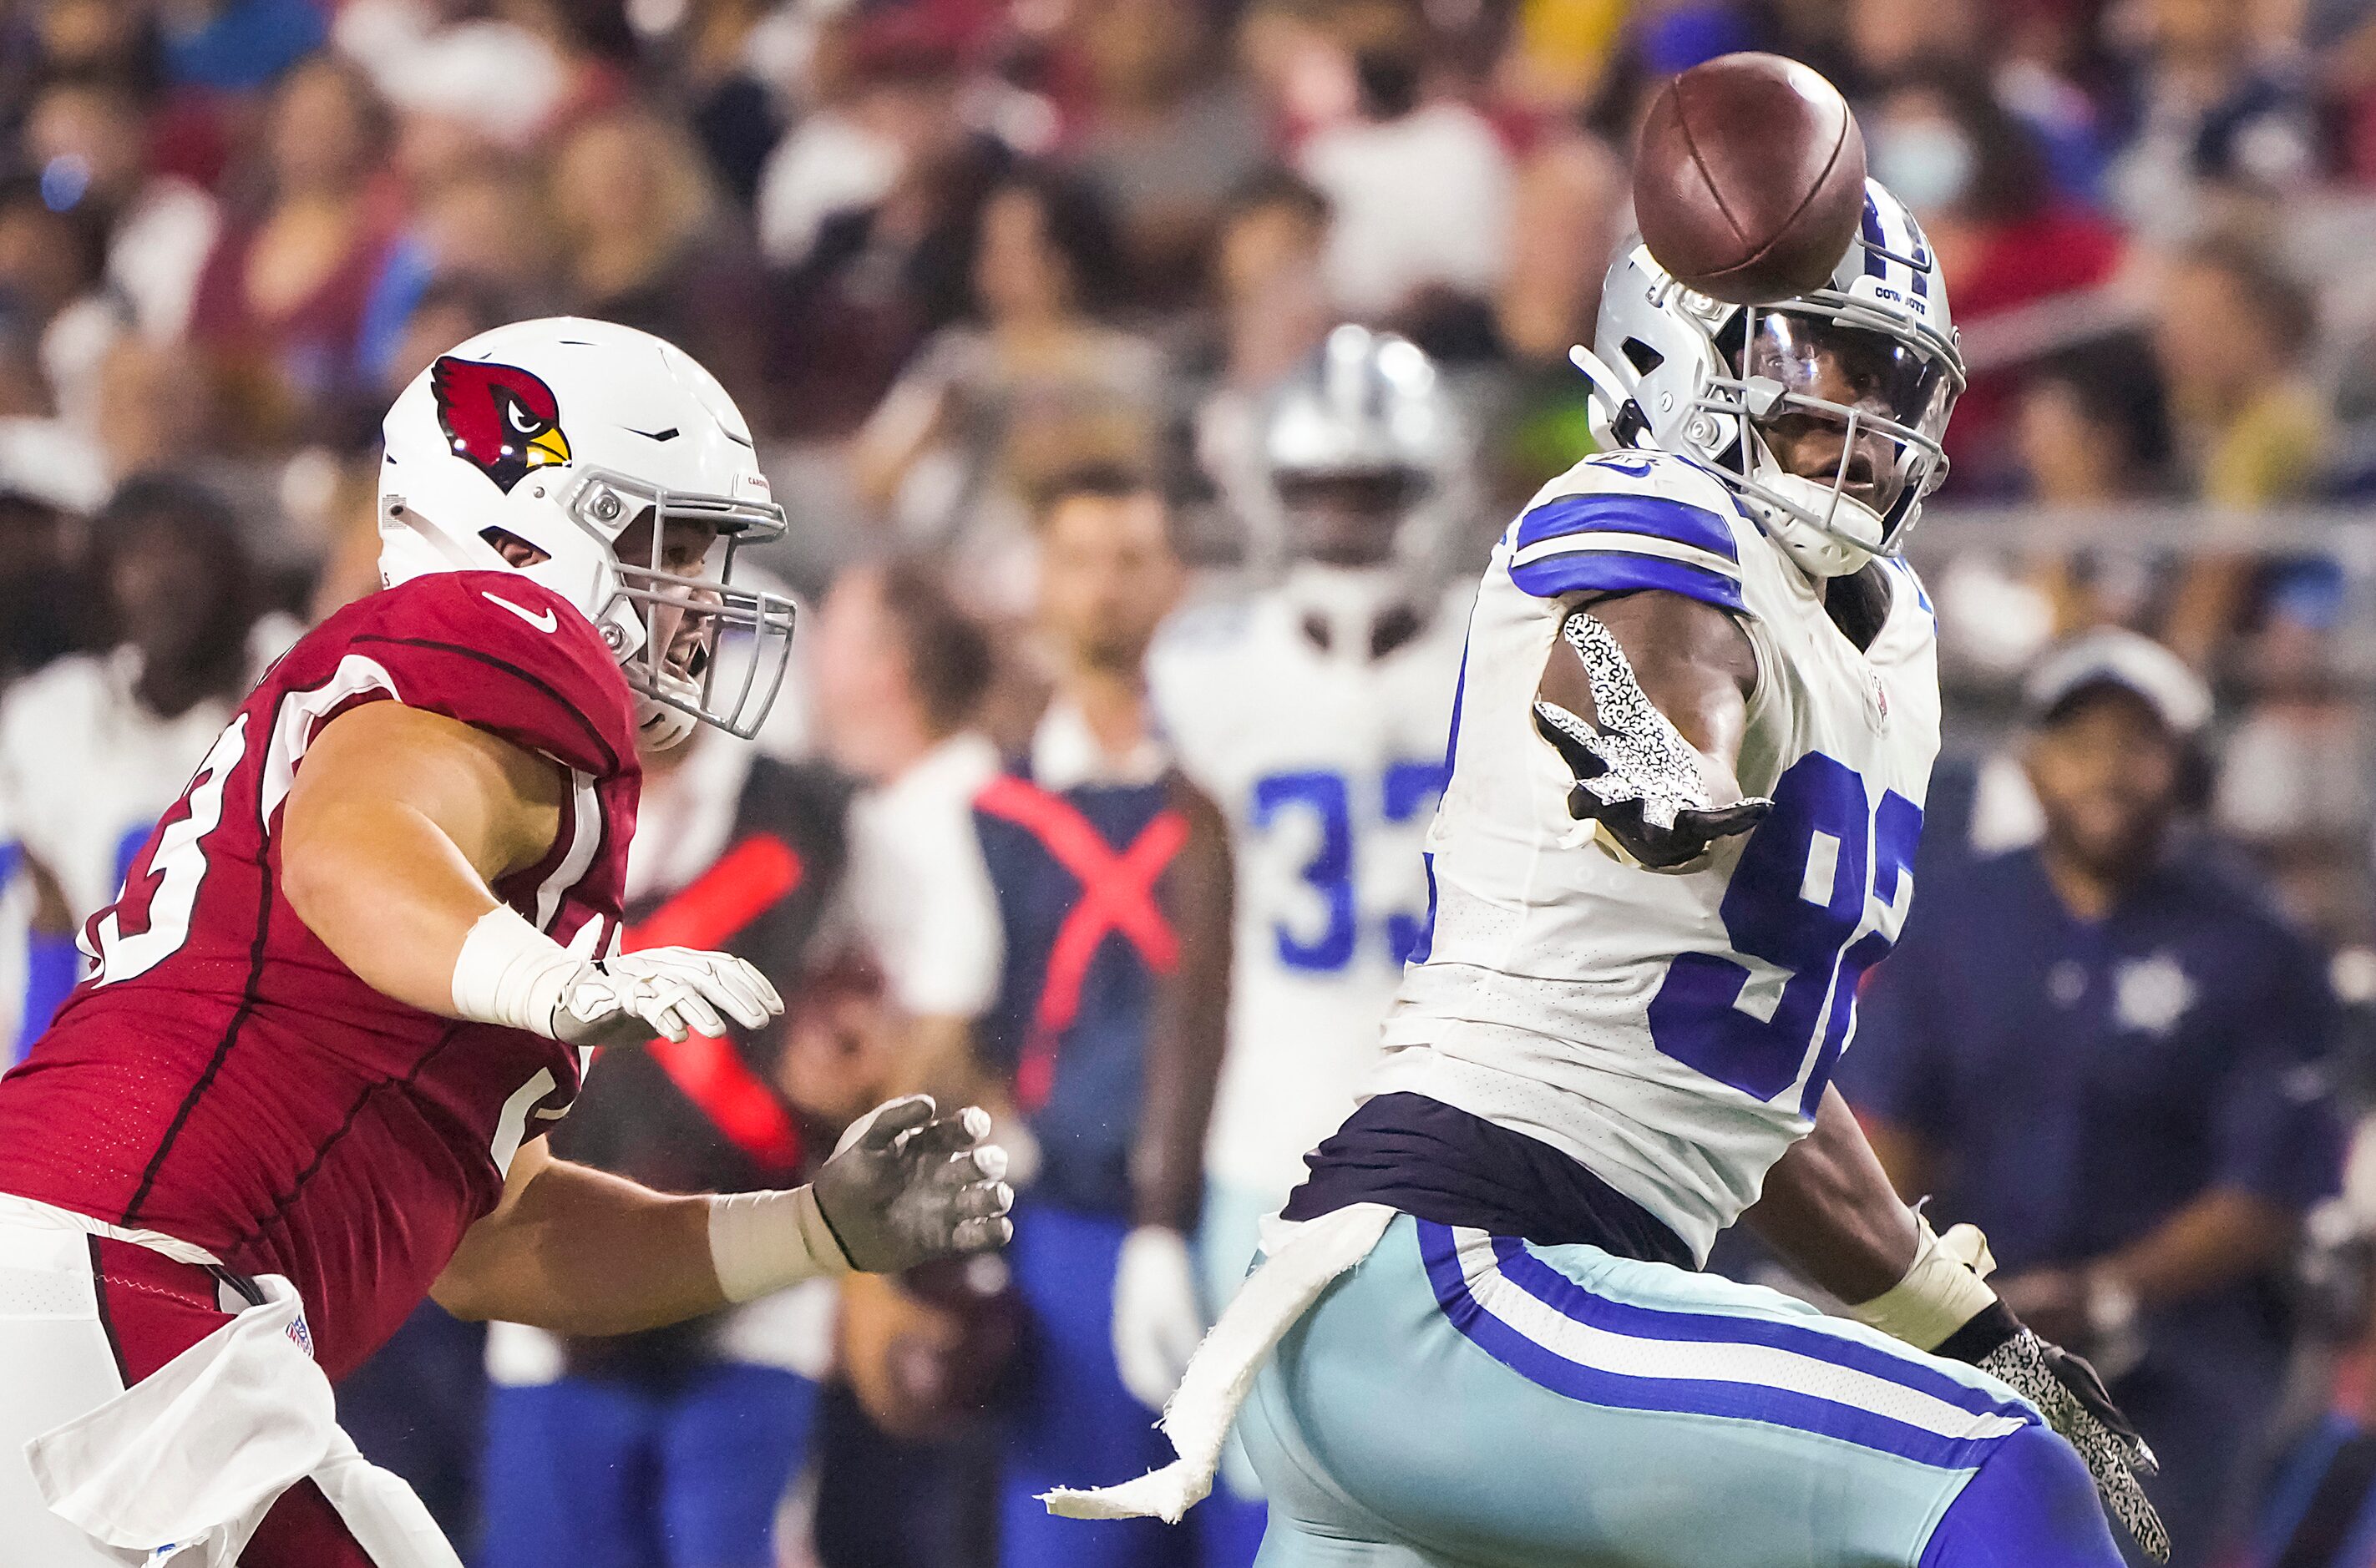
[2112,952,2195,1038]
[431,357,571,493]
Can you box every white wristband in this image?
[1845,1214,1999,1352]
[707,1186,853,1303]
[450,904,580,1037]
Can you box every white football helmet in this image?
[377,317,797,750]
[1573,178,1964,578]
[1257,323,1468,576]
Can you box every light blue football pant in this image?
[1237,1215,2125,1568]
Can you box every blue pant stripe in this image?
[1417,1223,2021,1472]
[1487,1236,2032,1424]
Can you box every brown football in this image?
[1633,53,1867,306]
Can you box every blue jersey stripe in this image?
[1508,551,1746,614]
[1416,1224,2023,1472]
[1515,493,1739,562]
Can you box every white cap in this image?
[2022,628,2212,736]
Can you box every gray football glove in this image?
[812,1095,1015,1273]
[1943,1302,2167,1562]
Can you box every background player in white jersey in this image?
[1054,182,2162,1568]
[0,479,296,1060]
[1148,326,1468,1556]
[1150,325,1468,1302]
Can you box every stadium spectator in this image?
[1066,0,1269,306]
[955,468,1234,1568]
[23,74,220,345]
[1842,630,2345,1566]
[807,556,1008,1568]
[761,20,1009,437]
[476,722,861,1568]
[1864,60,2126,492]
[1183,170,1336,546]
[2151,232,2330,670]
[850,167,1163,615]
[185,55,405,452]
[547,105,768,417]
[1293,13,1513,326]
[0,177,124,444]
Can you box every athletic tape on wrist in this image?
[1845,1215,1999,1353]
[707,1186,852,1302]
[449,904,580,1037]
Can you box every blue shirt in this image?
[973,770,1180,1219]
[1842,842,2340,1272]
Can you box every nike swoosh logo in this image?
[625,425,680,443]
[484,592,559,633]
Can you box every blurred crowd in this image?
[14,0,2376,1565]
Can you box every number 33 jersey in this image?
[1373,451,1942,1262]
[0,572,640,1378]
[1149,569,1467,1202]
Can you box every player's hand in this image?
[1533,701,1770,869]
[1943,1301,2168,1562]
[550,946,784,1047]
[812,1095,1015,1273]
[1112,1225,1204,1411]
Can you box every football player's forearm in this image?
[1132,787,1234,1232]
[434,1155,730,1333]
[1742,1085,1919,1306]
[1573,589,1758,792]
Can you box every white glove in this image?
[449,904,782,1045]
[550,947,782,1047]
[811,1095,1015,1273]
[1112,1225,1204,1412]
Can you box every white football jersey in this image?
[0,621,296,1055]
[1151,566,1467,1201]
[1371,450,1941,1261]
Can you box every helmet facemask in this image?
[566,469,798,748]
[1698,303,1958,576]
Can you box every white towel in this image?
[26,1272,462,1568]
[1041,1201,1395,1524]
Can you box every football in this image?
[1632,52,1867,305]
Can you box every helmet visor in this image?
[1738,309,1956,520]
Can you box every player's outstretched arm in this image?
[284,701,780,1045]
[1533,589,1766,869]
[433,1095,1014,1334]
[1750,1088,2170,1561]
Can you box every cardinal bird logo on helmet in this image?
[431,357,572,493]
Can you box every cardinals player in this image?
[0,318,1014,1568]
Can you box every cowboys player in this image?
[1147,325,1468,1552]
[1153,329,1468,1282]
[1053,183,2161,1567]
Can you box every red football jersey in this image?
[0,571,641,1378]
